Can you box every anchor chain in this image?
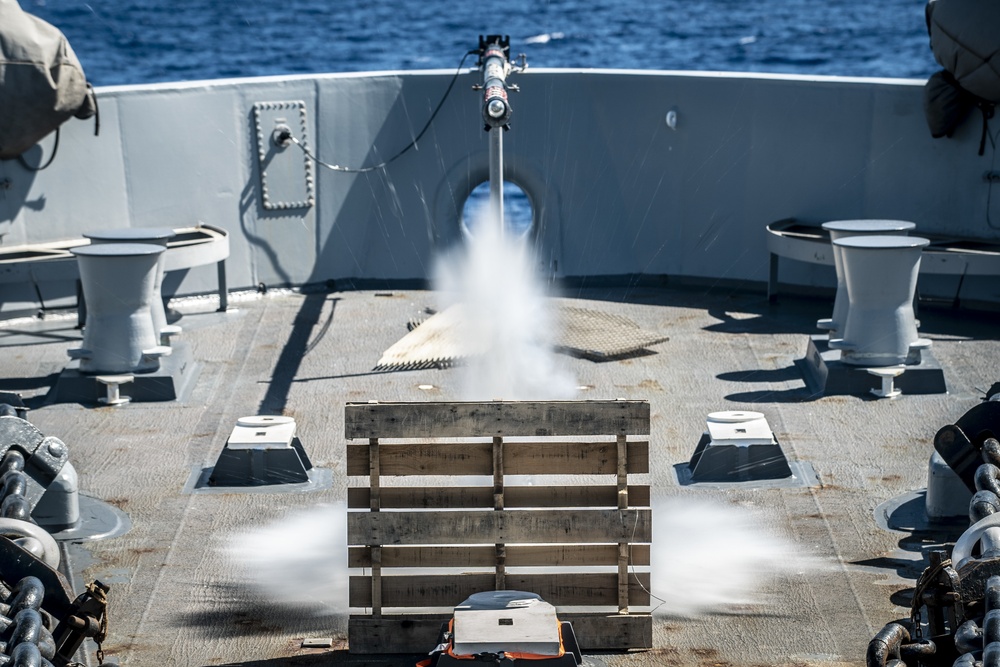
[0,575,112,666]
[908,551,964,641]
[0,450,31,522]
[0,576,59,665]
[869,397,1000,666]
[0,399,115,665]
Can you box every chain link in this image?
[909,557,954,640]
[86,581,109,664]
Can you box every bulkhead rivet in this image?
[46,439,65,457]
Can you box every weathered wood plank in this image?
[343,399,655,657]
[369,438,380,511]
[348,544,652,568]
[617,542,630,613]
[616,434,628,509]
[563,613,653,650]
[345,400,650,439]
[493,436,504,510]
[347,509,652,545]
[349,573,651,608]
[347,485,651,509]
[347,441,491,475]
[347,613,652,653]
[348,614,443,655]
[616,434,629,612]
[346,441,649,476]
[371,546,382,616]
[494,435,505,590]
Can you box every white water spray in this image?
[224,224,816,624]
[650,497,820,617]
[225,502,349,617]
[224,495,816,620]
[433,213,577,401]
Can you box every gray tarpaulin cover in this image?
[0,0,96,159]
[923,0,1000,140]
[927,0,1000,104]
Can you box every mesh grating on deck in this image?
[374,300,668,371]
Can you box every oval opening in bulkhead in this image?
[461,181,533,238]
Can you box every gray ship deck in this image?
[2,283,998,667]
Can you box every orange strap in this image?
[445,617,566,661]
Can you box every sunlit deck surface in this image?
[3,283,998,667]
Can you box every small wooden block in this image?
[301,637,333,649]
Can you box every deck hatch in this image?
[253,100,315,210]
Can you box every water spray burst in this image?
[651,498,822,617]
[434,212,577,401]
[225,503,348,617]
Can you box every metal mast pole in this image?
[479,36,514,236]
[489,119,504,234]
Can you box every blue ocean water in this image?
[27,0,938,87]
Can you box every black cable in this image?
[17,128,60,172]
[286,50,478,173]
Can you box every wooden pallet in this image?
[345,400,653,654]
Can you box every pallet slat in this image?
[349,572,651,608]
[347,485,651,509]
[347,508,652,545]
[346,441,649,476]
[348,544,652,568]
[345,400,651,439]
[347,613,652,653]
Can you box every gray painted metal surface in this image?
[208,416,313,487]
[1,69,998,313]
[0,66,999,665]
[1,285,997,665]
[687,410,794,483]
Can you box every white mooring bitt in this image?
[829,235,931,367]
[84,227,181,346]
[926,451,972,521]
[817,219,916,337]
[69,243,168,374]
